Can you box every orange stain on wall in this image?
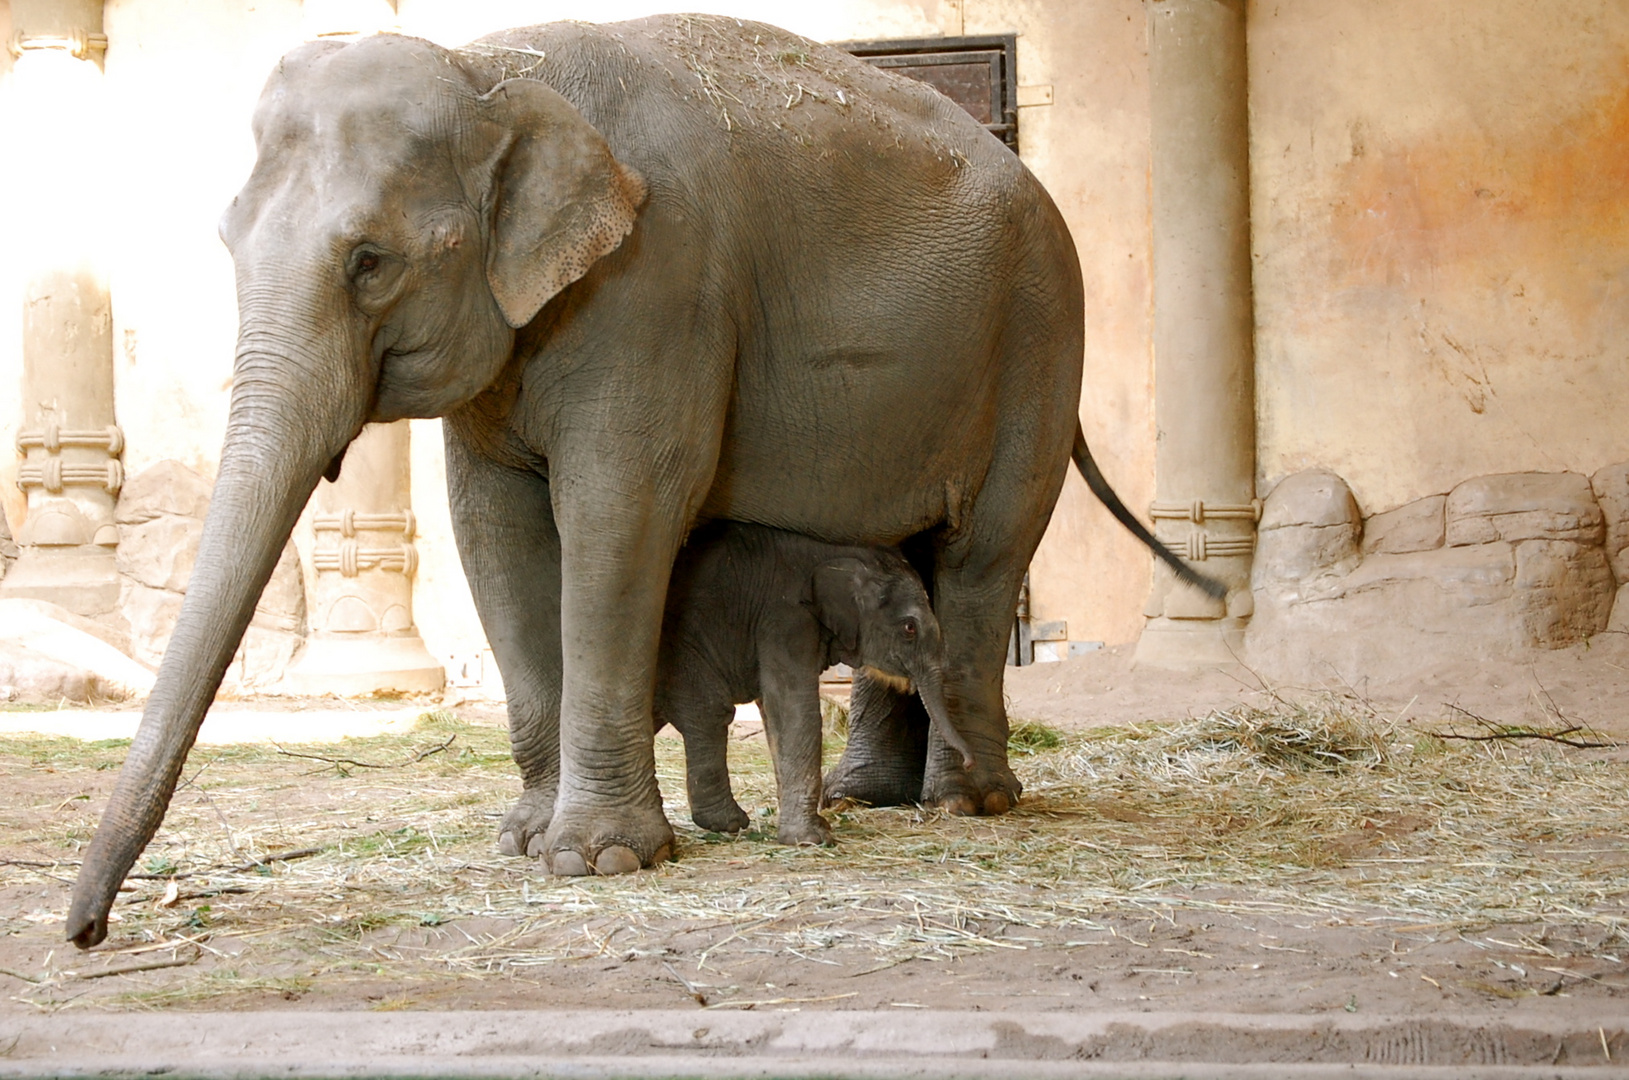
[1331,63,1629,326]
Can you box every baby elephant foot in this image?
[923,762,1022,817]
[691,798,751,835]
[776,813,834,847]
[542,797,675,876]
[497,787,556,858]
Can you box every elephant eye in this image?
[354,250,382,277]
[902,618,918,640]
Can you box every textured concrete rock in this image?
[1610,582,1629,634]
[120,586,184,670]
[1445,472,1604,547]
[0,641,96,703]
[114,461,306,688]
[0,602,156,702]
[1590,459,1629,583]
[1513,539,1615,646]
[1253,470,1362,597]
[114,459,213,525]
[1361,494,1445,555]
[0,510,16,580]
[0,598,131,656]
[116,515,206,592]
[1248,469,1620,683]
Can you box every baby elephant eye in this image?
[902,617,918,639]
[354,250,381,276]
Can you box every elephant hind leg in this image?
[919,292,1081,815]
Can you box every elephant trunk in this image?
[66,332,366,948]
[915,666,974,772]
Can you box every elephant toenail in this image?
[551,850,590,876]
[651,843,673,865]
[526,834,548,858]
[594,845,641,875]
[983,791,1012,815]
[498,832,521,857]
[939,794,979,817]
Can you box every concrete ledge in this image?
[1,1009,1624,1078]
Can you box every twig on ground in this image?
[63,950,199,981]
[273,735,456,772]
[126,846,323,881]
[0,859,78,869]
[1435,705,1615,750]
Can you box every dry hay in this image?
[2,694,1626,1007]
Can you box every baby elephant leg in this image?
[672,701,752,835]
[758,680,834,847]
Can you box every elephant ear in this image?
[804,559,881,658]
[478,77,648,329]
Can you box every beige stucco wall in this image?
[0,0,1148,673]
[7,0,1624,675]
[1251,0,1629,519]
[0,0,20,542]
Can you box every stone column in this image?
[1134,0,1259,669]
[287,422,443,695]
[0,0,124,620]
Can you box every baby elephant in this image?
[656,521,974,846]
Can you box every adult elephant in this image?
[68,15,1094,946]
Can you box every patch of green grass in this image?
[339,826,436,860]
[1008,719,1063,755]
[415,708,462,729]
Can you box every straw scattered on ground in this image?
[2,693,1625,1008]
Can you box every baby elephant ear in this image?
[478,78,648,328]
[806,560,874,656]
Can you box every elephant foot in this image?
[821,749,923,809]
[691,798,751,835]
[542,796,675,876]
[776,814,834,847]
[497,787,557,858]
[922,762,1022,817]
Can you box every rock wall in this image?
[0,509,15,580]
[114,460,307,690]
[1247,464,1626,682]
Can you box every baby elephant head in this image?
[806,552,975,771]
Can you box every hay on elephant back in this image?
[1,692,1626,1005]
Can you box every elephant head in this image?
[806,552,975,773]
[66,34,645,947]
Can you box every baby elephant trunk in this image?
[914,667,975,771]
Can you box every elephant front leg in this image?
[758,647,833,846]
[539,455,699,876]
[444,431,564,858]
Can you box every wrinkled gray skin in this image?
[67,16,1091,947]
[654,522,973,847]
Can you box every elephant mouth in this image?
[860,666,913,695]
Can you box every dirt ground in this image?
[1,637,1627,1037]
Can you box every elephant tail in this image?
[1073,425,1228,601]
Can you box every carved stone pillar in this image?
[0,0,123,620]
[287,422,443,695]
[1134,0,1259,668]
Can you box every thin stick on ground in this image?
[272,734,456,772]
[1435,704,1616,749]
